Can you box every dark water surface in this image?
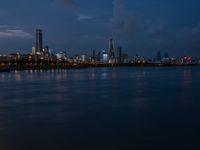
[0,67,200,150]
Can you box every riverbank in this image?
[1,63,199,72]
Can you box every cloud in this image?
[77,14,93,21]
[108,0,200,56]
[175,23,200,51]
[109,0,131,33]
[0,29,33,38]
[59,0,79,10]
[0,24,18,29]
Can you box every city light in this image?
[1,29,200,72]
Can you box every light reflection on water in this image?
[0,67,200,149]
[183,69,192,89]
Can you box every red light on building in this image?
[187,57,191,61]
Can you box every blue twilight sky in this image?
[0,0,200,57]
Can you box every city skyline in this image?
[0,0,200,57]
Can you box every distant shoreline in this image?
[1,63,200,72]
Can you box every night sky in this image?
[0,0,200,57]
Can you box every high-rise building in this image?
[164,52,169,58]
[117,46,122,63]
[97,52,101,61]
[44,46,51,61]
[156,51,162,61]
[102,50,108,63]
[32,47,36,55]
[92,50,96,60]
[108,37,114,58]
[36,29,43,52]
[122,54,128,63]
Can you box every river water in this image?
[0,67,200,150]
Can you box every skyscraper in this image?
[92,50,96,61]
[117,46,122,63]
[164,52,169,58]
[36,29,43,52]
[156,51,162,62]
[108,37,114,59]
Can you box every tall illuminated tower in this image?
[36,29,43,52]
[108,37,114,58]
